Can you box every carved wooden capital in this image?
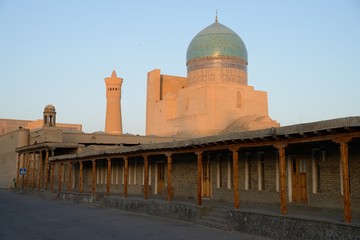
[229,145,240,152]
[195,151,203,156]
[332,136,352,145]
[273,143,288,150]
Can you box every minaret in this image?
[104,70,123,134]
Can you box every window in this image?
[122,165,124,185]
[133,161,137,185]
[216,155,221,189]
[258,152,265,191]
[111,161,120,185]
[312,149,321,193]
[96,162,100,184]
[236,91,241,108]
[245,152,251,190]
[97,161,106,185]
[128,163,132,185]
[61,164,65,183]
[227,154,233,189]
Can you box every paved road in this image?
[0,189,267,240]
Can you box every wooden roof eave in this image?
[16,142,79,154]
[48,119,360,163]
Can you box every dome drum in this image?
[187,56,247,72]
[188,65,247,86]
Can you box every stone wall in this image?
[172,154,198,200]
[228,209,360,239]
[103,197,202,223]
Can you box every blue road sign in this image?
[19,168,26,175]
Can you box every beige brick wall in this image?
[0,129,28,188]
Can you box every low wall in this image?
[228,210,360,239]
[103,197,205,222]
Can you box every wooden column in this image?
[275,144,287,215]
[21,153,26,190]
[79,161,83,193]
[230,147,240,209]
[144,155,149,200]
[58,163,63,192]
[333,138,352,223]
[106,158,112,196]
[67,162,72,192]
[32,152,36,189]
[16,153,21,188]
[124,157,128,197]
[26,153,31,188]
[44,150,49,190]
[50,163,55,191]
[166,153,172,202]
[92,160,96,195]
[196,151,203,206]
[37,151,43,191]
[340,141,351,223]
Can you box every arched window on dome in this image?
[236,91,241,108]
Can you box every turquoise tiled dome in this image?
[186,22,247,63]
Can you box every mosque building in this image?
[0,17,359,234]
[146,18,278,137]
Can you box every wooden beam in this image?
[58,163,63,192]
[37,151,43,191]
[196,151,203,206]
[144,155,149,200]
[92,160,96,195]
[45,150,49,190]
[79,161,83,193]
[230,147,240,209]
[166,153,172,202]
[106,158,112,196]
[124,157,128,197]
[275,144,287,215]
[67,162,72,193]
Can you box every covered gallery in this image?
[16,117,360,223]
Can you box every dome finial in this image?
[215,10,218,22]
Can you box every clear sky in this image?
[1,1,359,134]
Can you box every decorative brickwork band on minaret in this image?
[104,70,123,134]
